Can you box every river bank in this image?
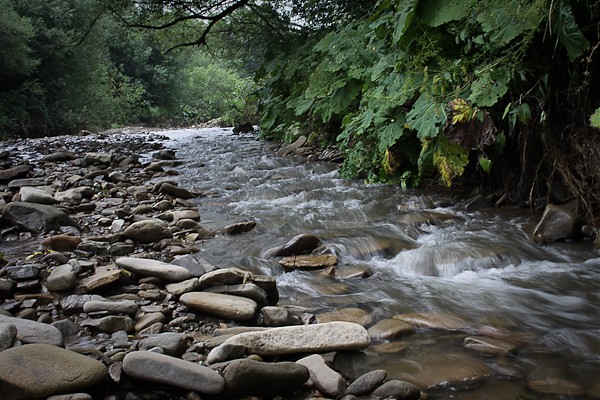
[0,128,598,399]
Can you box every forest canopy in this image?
[1,0,599,217]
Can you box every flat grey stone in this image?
[139,333,188,356]
[116,257,191,282]
[122,351,224,394]
[180,292,257,321]
[213,321,370,359]
[46,264,77,292]
[297,354,346,397]
[80,316,134,333]
[345,369,387,396]
[83,300,138,316]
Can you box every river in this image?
[164,127,599,399]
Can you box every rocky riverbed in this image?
[0,129,598,400]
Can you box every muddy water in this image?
[166,128,599,399]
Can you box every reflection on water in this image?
[166,128,599,398]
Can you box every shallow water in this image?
[162,127,600,398]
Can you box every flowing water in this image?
[165,128,599,399]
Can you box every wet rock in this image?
[333,351,371,380]
[46,394,92,400]
[122,220,172,243]
[0,322,17,351]
[46,264,77,292]
[269,233,322,256]
[116,257,191,281]
[368,318,415,339]
[223,220,256,235]
[212,322,370,360]
[83,300,138,315]
[6,264,41,280]
[41,235,83,251]
[345,369,388,396]
[316,308,373,326]
[533,202,580,244]
[139,332,188,356]
[372,380,421,400]
[463,335,520,356]
[277,135,307,157]
[0,343,108,400]
[223,358,309,398]
[1,202,79,233]
[0,164,31,182]
[394,312,470,331]
[171,253,218,277]
[80,315,134,333]
[157,182,195,199]
[279,254,338,270]
[528,378,585,397]
[153,149,176,160]
[198,267,251,288]
[261,306,302,327]
[169,209,200,223]
[0,314,63,346]
[19,186,57,204]
[165,278,200,296]
[232,122,255,134]
[122,350,224,394]
[297,354,346,398]
[180,292,257,321]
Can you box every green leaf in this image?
[478,156,492,172]
[377,116,406,153]
[433,136,469,187]
[328,79,362,119]
[551,0,589,61]
[468,66,510,107]
[417,0,476,27]
[406,93,446,139]
[591,107,600,129]
[392,1,417,44]
[517,103,531,124]
[477,0,542,45]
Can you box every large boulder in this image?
[533,202,580,244]
[0,164,31,182]
[0,343,108,400]
[0,314,64,347]
[1,202,79,233]
[209,321,370,361]
[268,233,322,256]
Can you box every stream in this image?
[165,127,599,399]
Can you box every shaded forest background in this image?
[1,0,599,219]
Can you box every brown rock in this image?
[279,254,338,270]
[42,235,83,251]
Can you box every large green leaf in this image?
[377,115,406,153]
[551,0,589,61]
[417,0,476,27]
[406,93,446,139]
[477,0,542,45]
[468,66,510,107]
[392,0,418,44]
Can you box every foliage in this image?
[591,107,600,129]
[256,0,598,190]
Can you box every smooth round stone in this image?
[223,358,309,398]
[165,278,200,296]
[0,343,108,400]
[394,312,470,331]
[46,264,77,292]
[316,307,373,326]
[198,267,251,288]
[83,300,138,316]
[217,321,370,358]
[122,220,172,244]
[139,333,188,356]
[345,369,388,396]
[0,314,63,347]
[122,351,224,394]
[41,235,83,251]
[297,354,346,397]
[372,380,421,400]
[20,186,57,204]
[180,292,257,321]
[205,283,268,305]
[116,257,191,282]
[367,318,415,339]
